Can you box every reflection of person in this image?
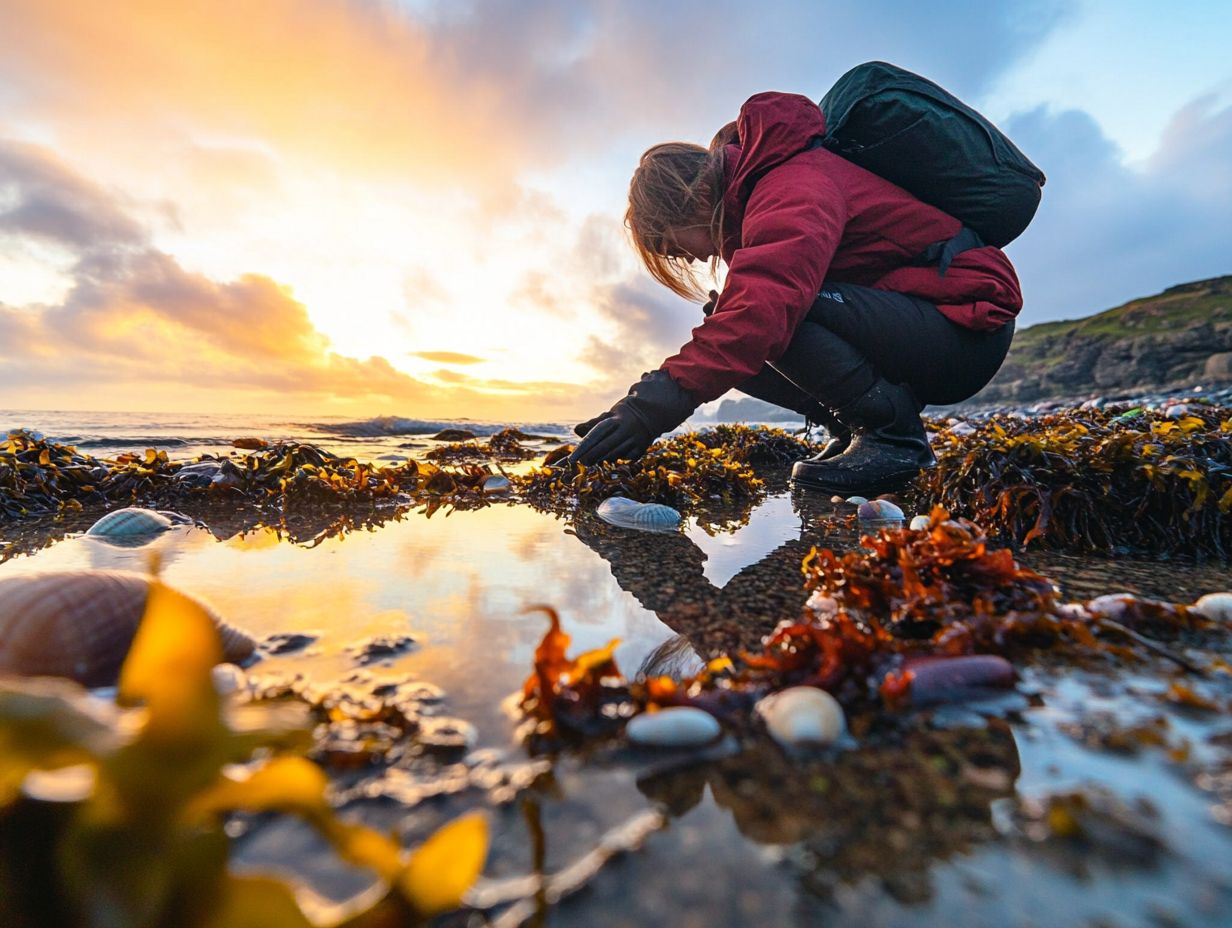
[569,92,1020,496]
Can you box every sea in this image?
[0,409,580,463]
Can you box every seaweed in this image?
[518,509,1222,747]
[911,405,1232,556]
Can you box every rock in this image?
[346,634,416,665]
[1191,592,1232,623]
[909,514,931,530]
[262,631,320,655]
[212,663,249,695]
[482,475,511,495]
[431,429,476,442]
[857,499,904,523]
[417,716,477,754]
[626,707,721,748]
[902,655,1016,704]
[1164,403,1189,418]
[755,686,846,748]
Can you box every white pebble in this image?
[804,590,838,619]
[756,686,846,748]
[1085,593,1137,620]
[1191,592,1232,623]
[1164,404,1189,419]
[211,663,249,696]
[626,706,720,748]
[909,514,931,531]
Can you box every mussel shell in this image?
[86,507,173,538]
[0,570,255,687]
[596,496,681,532]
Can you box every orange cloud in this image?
[412,351,486,365]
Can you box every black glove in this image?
[567,369,697,467]
[702,289,720,317]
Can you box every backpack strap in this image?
[915,226,985,277]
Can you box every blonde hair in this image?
[625,123,735,301]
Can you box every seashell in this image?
[857,499,905,523]
[844,496,869,505]
[86,508,173,538]
[1191,592,1232,623]
[596,496,681,532]
[948,421,977,437]
[755,686,846,748]
[908,514,931,531]
[804,590,838,619]
[901,655,1016,705]
[0,570,256,687]
[626,706,721,748]
[482,475,511,495]
[1164,403,1189,419]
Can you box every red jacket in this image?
[661,92,1023,404]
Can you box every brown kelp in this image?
[517,425,817,514]
[911,405,1232,556]
[518,509,1222,749]
[0,575,488,928]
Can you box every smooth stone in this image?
[1164,404,1189,419]
[482,475,511,495]
[909,514,931,530]
[626,706,721,748]
[857,499,905,522]
[1085,593,1137,620]
[1192,592,1232,623]
[903,655,1016,705]
[212,663,249,696]
[755,686,846,748]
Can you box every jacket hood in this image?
[726,92,827,196]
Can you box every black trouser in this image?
[739,282,1014,411]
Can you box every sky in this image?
[0,0,1229,419]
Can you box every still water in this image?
[3,492,1231,927]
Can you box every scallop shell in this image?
[626,706,721,747]
[1191,592,1232,623]
[755,686,846,748]
[857,499,905,523]
[596,496,681,532]
[86,508,174,538]
[0,570,256,687]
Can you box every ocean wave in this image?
[58,436,220,449]
[308,416,570,439]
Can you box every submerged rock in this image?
[626,706,721,748]
[755,686,846,748]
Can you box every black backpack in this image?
[820,61,1045,248]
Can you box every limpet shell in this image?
[857,499,905,523]
[0,570,256,687]
[1191,592,1232,623]
[626,706,720,747]
[86,507,173,538]
[755,686,846,748]
[596,496,681,532]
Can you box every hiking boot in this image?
[791,380,935,495]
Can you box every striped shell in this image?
[596,496,681,532]
[86,508,174,538]
[0,570,255,687]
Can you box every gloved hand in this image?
[567,369,697,468]
[702,289,720,317]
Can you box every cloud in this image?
[412,351,485,365]
[1003,95,1232,323]
[582,276,700,383]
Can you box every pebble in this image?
[626,706,721,748]
[903,655,1016,705]
[857,499,905,523]
[909,514,931,531]
[211,663,249,695]
[262,631,320,655]
[1164,403,1189,419]
[1191,592,1232,623]
[482,475,511,495]
[755,686,846,748]
[1085,593,1137,621]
